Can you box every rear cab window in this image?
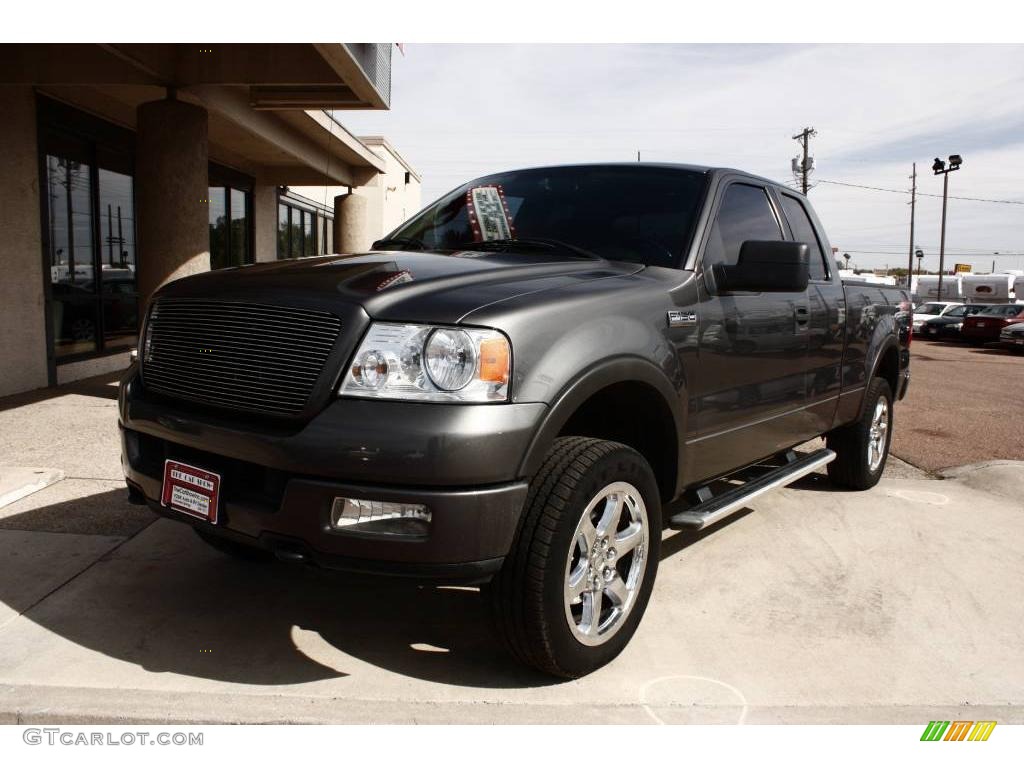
[778,193,830,281]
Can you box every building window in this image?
[208,166,252,270]
[277,192,334,259]
[42,118,139,362]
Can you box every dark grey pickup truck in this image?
[119,163,911,677]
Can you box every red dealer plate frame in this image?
[161,460,221,523]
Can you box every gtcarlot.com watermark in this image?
[23,728,203,746]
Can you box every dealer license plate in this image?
[977,321,986,327]
[161,460,221,523]
[1016,339,1024,346]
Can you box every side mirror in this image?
[713,240,810,293]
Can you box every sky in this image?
[338,44,1024,272]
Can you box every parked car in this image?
[912,301,962,332]
[120,163,910,678]
[917,304,989,340]
[961,304,1024,345]
[997,322,1024,353]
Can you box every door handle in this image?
[794,306,809,332]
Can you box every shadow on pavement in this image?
[0,371,121,414]
[0,482,735,690]
[0,488,154,537]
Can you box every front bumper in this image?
[120,368,541,579]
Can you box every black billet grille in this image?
[142,299,342,415]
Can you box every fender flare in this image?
[516,356,686,490]
[864,314,899,387]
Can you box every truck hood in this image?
[155,249,643,325]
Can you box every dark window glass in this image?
[981,305,1024,316]
[41,105,139,362]
[304,211,315,255]
[98,167,135,287]
[98,164,138,350]
[290,209,303,258]
[780,194,828,281]
[101,296,138,350]
[46,150,98,357]
[209,174,251,269]
[389,166,707,268]
[208,186,228,270]
[704,183,783,267]
[278,203,289,258]
[230,188,248,265]
[47,152,95,291]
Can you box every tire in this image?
[488,437,661,678]
[826,376,893,490]
[193,526,272,562]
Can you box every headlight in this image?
[339,323,511,402]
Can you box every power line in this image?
[815,178,1024,205]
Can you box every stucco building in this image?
[0,43,416,397]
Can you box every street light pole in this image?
[938,171,949,300]
[932,154,962,301]
[907,163,916,288]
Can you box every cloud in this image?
[339,44,1024,270]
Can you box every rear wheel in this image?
[826,376,893,490]
[488,437,661,678]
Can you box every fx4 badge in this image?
[667,310,697,328]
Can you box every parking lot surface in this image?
[0,373,1021,724]
[893,340,1023,472]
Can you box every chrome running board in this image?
[668,448,836,531]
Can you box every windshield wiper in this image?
[454,237,601,260]
[371,236,427,251]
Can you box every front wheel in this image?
[488,437,661,678]
[826,376,893,490]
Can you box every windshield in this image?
[916,303,949,315]
[386,166,708,268]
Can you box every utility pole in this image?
[907,163,916,288]
[792,127,817,194]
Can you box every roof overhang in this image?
[0,44,391,187]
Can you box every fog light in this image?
[329,497,431,538]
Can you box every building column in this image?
[135,95,210,302]
[0,86,49,396]
[252,185,279,262]
[334,193,369,253]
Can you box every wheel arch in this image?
[865,318,901,402]
[517,357,684,502]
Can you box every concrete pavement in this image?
[0,373,1022,724]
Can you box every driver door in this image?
[687,181,811,483]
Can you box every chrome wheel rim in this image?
[867,397,890,472]
[563,481,649,647]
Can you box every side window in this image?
[704,183,783,267]
[779,194,829,281]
